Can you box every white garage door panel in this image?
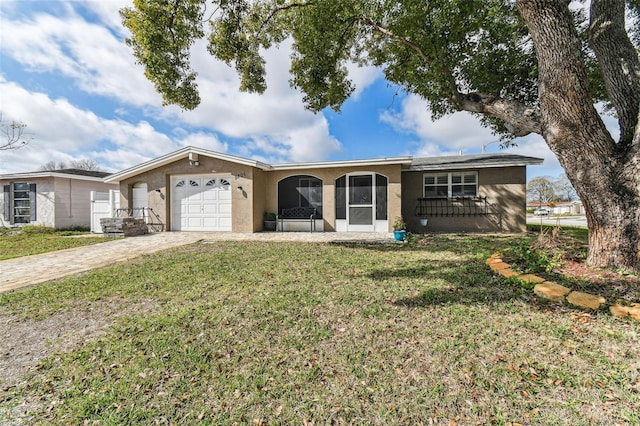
[203,204,218,214]
[171,175,233,231]
[203,217,218,227]
[187,217,202,227]
[203,191,218,201]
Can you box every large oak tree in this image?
[121,0,640,273]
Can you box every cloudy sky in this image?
[0,0,605,180]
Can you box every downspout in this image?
[69,178,73,218]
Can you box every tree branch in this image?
[360,16,433,64]
[1,115,32,151]
[589,0,640,147]
[453,92,542,137]
[361,17,541,137]
[260,1,314,33]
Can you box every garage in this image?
[171,175,232,231]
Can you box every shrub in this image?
[509,239,564,274]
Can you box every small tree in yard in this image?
[121,0,640,273]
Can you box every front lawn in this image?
[0,226,108,260]
[0,236,638,424]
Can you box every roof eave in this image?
[0,171,113,182]
[271,157,414,171]
[406,158,544,171]
[105,146,271,183]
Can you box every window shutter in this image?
[3,184,9,221]
[29,183,37,221]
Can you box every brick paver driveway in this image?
[1,232,393,293]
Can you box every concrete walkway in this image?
[0,232,393,294]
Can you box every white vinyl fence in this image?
[90,190,120,233]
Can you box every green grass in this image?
[1,236,639,425]
[526,224,589,242]
[0,226,108,260]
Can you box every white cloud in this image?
[1,2,161,107]
[280,119,342,162]
[179,132,228,153]
[379,93,566,178]
[0,79,180,173]
[380,94,496,154]
[1,1,346,166]
[80,0,131,35]
[162,38,344,162]
[238,118,342,164]
[346,63,382,99]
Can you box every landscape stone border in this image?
[486,252,640,322]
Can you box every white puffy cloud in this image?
[1,3,161,107]
[0,0,351,169]
[0,78,180,173]
[179,132,228,153]
[380,94,496,153]
[346,63,382,100]
[163,38,345,162]
[238,119,342,164]
[379,93,566,179]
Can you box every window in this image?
[3,182,36,224]
[423,172,478,198]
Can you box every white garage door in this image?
[171,175,232,231]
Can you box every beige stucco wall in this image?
[252,168,267,232]
[114,156,529,234]
[263,164,403,232]
[401,166,527,233]
[118,161,404,233]
[118,156,257,232]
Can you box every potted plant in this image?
[392,216,407,241]
[263,212,277,232]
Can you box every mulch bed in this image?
[551,260,640,303]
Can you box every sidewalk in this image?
[1,232,393,293]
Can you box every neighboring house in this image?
[104,146,543,234]
[527,201,583,215]
[1,169,118,229]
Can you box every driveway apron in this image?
[1,232,392,293]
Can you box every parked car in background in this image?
[533,208,551,216]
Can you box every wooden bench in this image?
[277,207,317,232]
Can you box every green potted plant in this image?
[263,212,277,232]
[392,216,407,241]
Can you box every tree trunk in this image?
[517,0,640,273]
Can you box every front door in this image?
[347,174,375,232]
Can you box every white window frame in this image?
[423,171,478,198]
